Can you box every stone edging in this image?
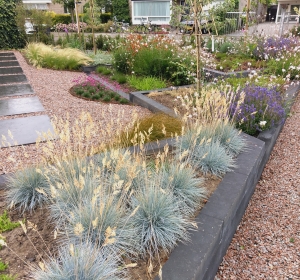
[0,83,299,279]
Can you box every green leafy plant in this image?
[127,76,166,91]
[0,211,19,233]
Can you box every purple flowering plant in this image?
[253,36,299,60]
[230,86,286,135]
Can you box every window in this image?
[132,1,171,25]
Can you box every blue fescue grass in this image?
[64,194,138,257]
[178,122,246,156]
[33,242,127,280]
[189,140,236,177]
[46,158,101,224]
[158,162,207,216]
[129,185,193,260]
[6,167,50,213]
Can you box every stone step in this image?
[0,74,27,85]
[0,67,23,75]
[0,61,19,67]
[0,115,54,148]
[0,52,15,57]
[0,84,34,97]
[0,96,44,117]
[0,56,17,61]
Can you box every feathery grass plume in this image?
[6,167,50,213]
[46,158,101,224]
[178,121,247,157]
[32,242,127,280]
[64,194,137,257]
[92,149,148,199]
[158,162,207,216]
[130,184,193,260]
[176,85,244,128]
[24,43,92,70]
[189,140,236,177]
[37,111,138,165]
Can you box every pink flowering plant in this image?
[72,76,129,104]
[55,22,87,32]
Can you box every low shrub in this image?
[127,76,166,91]
[111,72,127,84]
[100,13,112,23]
[230,85,286,135]
[96,66,112,75]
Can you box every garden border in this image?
[130,83,300,280]
[0,84,299,280]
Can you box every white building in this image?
[275,0,300,23]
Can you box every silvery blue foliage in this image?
[6,167,50,213]
[130,185,192,259]
[33,242,127,280]
[157,162,206,216]
[65,194,138,257]
[190,140,236,177]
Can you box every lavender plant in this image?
[230,86,286,135]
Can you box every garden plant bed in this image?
[0,155,221,279]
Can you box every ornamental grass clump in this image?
[64,194,137,257]
[33,242,127,280]
[6,166,50,213]
[117,113,183,147]
[230,85,286,135]
[158,162,206,216]
[130,184,193,260]
[188,140,236,177]
[24,43,92,70]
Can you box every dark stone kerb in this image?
[129,85,194,118]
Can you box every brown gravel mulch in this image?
[216,94,300,279]
[0,51,151,174]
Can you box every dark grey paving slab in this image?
[0,84,34,97]
[0,56,17,61]
[0,96,44,117]
[0,61,19,67]
[0,52,15,57]
[0,67,23,75]
[0,74,27,85]
[0,115,54,148]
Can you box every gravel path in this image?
[216,94,300,279]
[0,51,151,174]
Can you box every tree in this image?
[0,0,25,49]
[95,0,112,13]
[112,0,130,23]
[52,0,75,23]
